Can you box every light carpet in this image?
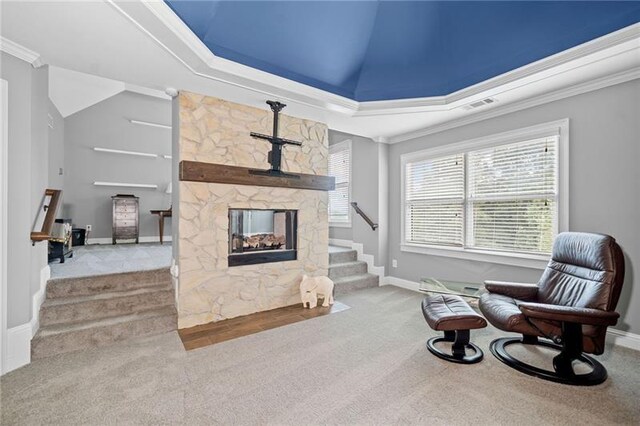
[1,286,639,425]
[50,243,172,279]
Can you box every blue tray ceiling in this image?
[165,1,640,102]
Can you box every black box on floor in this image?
[72,228,86,246]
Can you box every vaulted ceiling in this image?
[165,1,640,102]
[1,1,639,140]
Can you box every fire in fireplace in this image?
[228,209,297,266]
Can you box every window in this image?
[406,153,465,246]
[328,140,351,226]
[466,138,557,254]
[402,120,568,268]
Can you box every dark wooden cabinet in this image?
[112,195,139,244]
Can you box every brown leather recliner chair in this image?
[479,232,625,386]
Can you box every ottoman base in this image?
[427,329,484,364]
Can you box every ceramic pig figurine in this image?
[300,275,335,308]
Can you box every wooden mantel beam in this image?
[179,161,335,192]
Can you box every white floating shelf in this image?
[93,147,157,158]
[94,181,158,189]
[129,119,172,130]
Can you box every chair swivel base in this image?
[427,330,484,364]
[490,337,607,386]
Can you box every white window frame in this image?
[400,119,569,270]
[329,139,352,228]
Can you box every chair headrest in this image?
[552,232,619,272]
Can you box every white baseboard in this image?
[2,265,49,375]
[30,265,50,337]
[329,238,385,279]
[4,323,31,374]
[607,328,640,352]
[382,275,640,352]
[382,276,420,291]
[87,236,173,245]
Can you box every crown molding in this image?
[6,2,633,143]
[0,36,43,68]
[388,67,640,144]
[357,23,640,117]
[110,2,640,119]
[109,0,359,115]
[124,83,172,101]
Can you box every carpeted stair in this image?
[329,246,379,295]
[32,268,177,359]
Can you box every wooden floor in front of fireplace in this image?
[178,301,350,351]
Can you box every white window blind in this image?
[405,154,464,246]
[404,133,560,257]
[328,141,351,224]
[467,137,558,254]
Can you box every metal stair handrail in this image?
[350,202,378,231]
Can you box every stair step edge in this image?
[39,302,177,329]
[328,250,358,257]
[35,306,177,338]
[47,276,172,292]
[333,273,379,283]
[328,260,367,268]
[46,267,171,284]
[329,251,357,256]
[42,285,174,307]
[328,247,357,253]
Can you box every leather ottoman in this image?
[421,294,487,364]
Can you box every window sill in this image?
[330,222,352,229]
[400,243,549,270]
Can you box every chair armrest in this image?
[518,302,619,326]
[484,280,538,300]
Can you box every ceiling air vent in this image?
[462,97,497,111]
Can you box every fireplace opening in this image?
[228,209,297,267]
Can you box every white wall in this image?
[29,62,49,299]
[0,53,51,328]
[387,79,640,334]
[328,130,386,266]
[48,100,65,191]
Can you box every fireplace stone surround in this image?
[177,92,329,329]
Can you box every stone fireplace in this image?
[177,92,329,329]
